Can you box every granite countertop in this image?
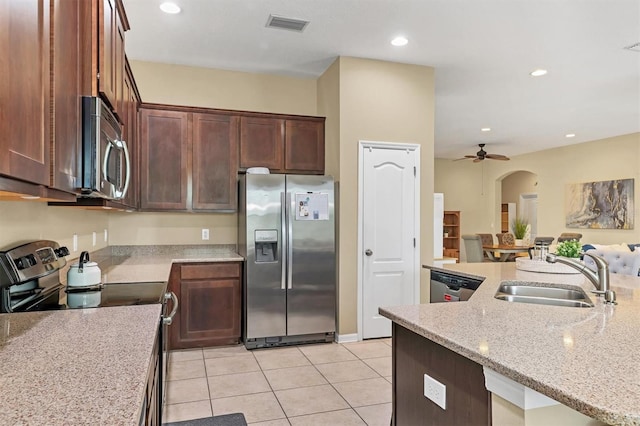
[0,304,162,425]
[0,245,243,424]
[61,245,244,284]
[379,262,640,426]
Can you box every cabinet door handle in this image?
[163,291,179,325]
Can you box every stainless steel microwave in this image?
[80,96,130,200]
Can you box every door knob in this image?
[365,249,373,256]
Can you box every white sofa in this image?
[583,244,640,277]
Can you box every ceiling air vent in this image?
[623,42,640,52]
[266,14,309,32]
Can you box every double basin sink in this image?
[495,281,594,308]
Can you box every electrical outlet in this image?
[201,228,210,241]
[424,373,446,409]
[104,229,108,242]
[92,231,97,247]
[72,234,78,252]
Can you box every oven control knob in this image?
[15,255,34,270]
[55,246,70,258]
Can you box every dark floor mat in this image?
[164,413,247,426]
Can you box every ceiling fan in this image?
[456,144,510,162]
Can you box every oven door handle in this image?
[163,291,178,326]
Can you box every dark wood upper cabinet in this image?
[239,117,284,172]
[0,0,51,186]
[51,0,82,194]
[139,108,189,210]
[285,119,325,172]
[192,113,239,211]
[98,0,127,121]
[240,115,325,175]
[119,59,140,209]
[139,104,239,212]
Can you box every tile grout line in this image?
[303,343,379,425]
[254,349,291,424]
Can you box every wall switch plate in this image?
[72,234,78,252]
[103,229,108,242]
[424,373,446,409]
[92,232,96,247]
[202,228,210,241]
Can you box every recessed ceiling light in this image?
[160,2,181,14]
[530,69,548,77]
[391,36,408,47]
[481,128,491,132]
[565,133,576,138]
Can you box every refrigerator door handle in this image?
[281,192,287,290]
[286,192,293,289]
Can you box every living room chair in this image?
[496,233,515,246]
[476,233,494,246]
[558,233,582,243]
[462,235,485,263]
[477,233,494,259]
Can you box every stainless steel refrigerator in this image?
[238,174,336,349]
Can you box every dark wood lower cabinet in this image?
[392,323,491,426]
[168,262,242,349]
[140,324,159,426]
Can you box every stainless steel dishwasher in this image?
[427,266,484,303]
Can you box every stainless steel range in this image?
[0,240,177,424]
[0,240,174,313]
[0,240,69,312]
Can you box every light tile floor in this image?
[163,339,392,425]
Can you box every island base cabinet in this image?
[168,262,242,350]
[392,323,491,426]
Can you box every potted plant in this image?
[555,240,582,258]
[510,216,528,245]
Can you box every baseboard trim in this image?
[335,333,359,343]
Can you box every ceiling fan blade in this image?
[453,155,477,161]
[473,157,483,163]
[486,154,510,160]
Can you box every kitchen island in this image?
[380,262,640,426]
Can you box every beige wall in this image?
[108,61,320,246]
[108,211,236,245]
[502,170,537,205]
[130,60,317,116]
[319,57,435,335]
[435,133,640,246]
[0,202,109,257]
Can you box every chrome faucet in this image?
[546,252,616,304]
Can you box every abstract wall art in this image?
[565,178,634,229]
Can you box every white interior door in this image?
[361,143,418,339]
